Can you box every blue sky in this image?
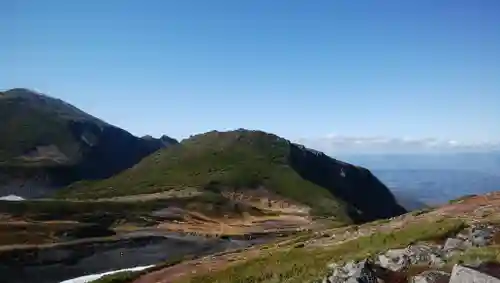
[2,0,500,152]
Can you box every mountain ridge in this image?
[59,129,406,223]
[0,88,178,197]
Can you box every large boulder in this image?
[378,248,410,271]
[449,264,500,283]
[376,244,444,271]
[470,225,495,247]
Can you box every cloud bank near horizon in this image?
[296,135,500,154]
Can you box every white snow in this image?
[0,194,25,201]
[59,265,154,283]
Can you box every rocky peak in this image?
[159,135,178,145]
[141,134,179,148]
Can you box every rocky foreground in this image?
[123,192,500,283]
[324,223,500,283]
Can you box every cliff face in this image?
[288,143,406,222]
[0,88,177,197]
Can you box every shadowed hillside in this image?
[0,88,177,197]
[59,129,406,223]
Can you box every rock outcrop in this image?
[323,224,500,283]
[449,264,500,283]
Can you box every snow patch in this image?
[59,265,154,283]
[0,194,25,201]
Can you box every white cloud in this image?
[295,135,500,154]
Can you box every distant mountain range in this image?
[335,152,500,175]
[375,169,500,206]
[332,153,500,207]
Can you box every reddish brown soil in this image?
[133,249,263,283]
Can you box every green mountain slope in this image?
[0,88,106,164]
[0,88,177,196]
[60,129,406,223]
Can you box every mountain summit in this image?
[62,129,406,223]
[0,88,177,197]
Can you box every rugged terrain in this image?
[91,190,500,283]
[0,123,410,282]
[59,129,406,224]
[9,89,495,283]
[0,88,177,197]
[0,196,291,283]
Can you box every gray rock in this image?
[469,226,495,247]
[377,244,445,271]
[411,270,451,283]
[325,260,380,283]
[471,236,489,247]
[345,261,379,283]
[449,264,500,283]
[378,248,410,271]
[407,244,444,266]
[444,238,466,251]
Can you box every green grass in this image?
[0,88,102,164]
[0,222,89,245]
[0,199,160,223]
[448,245,500,264]
[177,218,465,283]
[0,193,266,225]
[410,207,433,216]
[448,194,478,204]
[405,245,500,278]
[0,193,274,246]
[58,130,350,221]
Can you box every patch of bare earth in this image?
[221,188,311,215]
[427,191,500,223]
[133,246,268,283]
[70,188,203,202]
[156,213,312,236]
[139,188,315,237]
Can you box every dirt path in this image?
[133,248,263,283]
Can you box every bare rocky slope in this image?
[0,88,177,197]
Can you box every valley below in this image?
[0,193,313,283]
[0,230,273,283]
